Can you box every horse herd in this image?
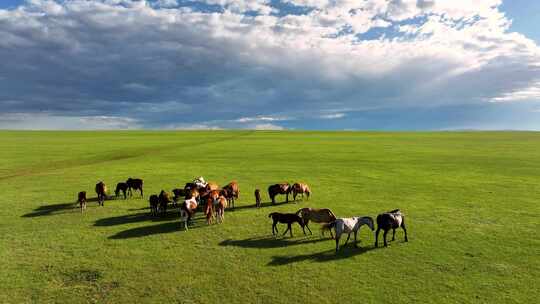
[76,178,407,252]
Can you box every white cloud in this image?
[320,113,345,119]
[0,113,140,130]
[253,123,285,130]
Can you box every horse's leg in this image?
[306,222,312,235]
[283,224,291,237]
[375,228,380,247]
[140,187,143,198]
[383,229,389,247]
[392,228,396,241]
[354,230,359,248]
[402,220,408,242]
[344,233,351,246]
[272,221,277,235]
[335,234,341,252]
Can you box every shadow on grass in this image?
[226,200,297,212]
[108,217,205,239]
[21,197,105,217]
[94,211,179,227]
[267,245,377,266]
[219,235,329,249]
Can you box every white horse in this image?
[329,216,375,252]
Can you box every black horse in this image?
[115,182,128,199]
[126,178,144,198]
[268,212,305,237]
[375,209,408,247]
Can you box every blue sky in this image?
[0,0,539,130]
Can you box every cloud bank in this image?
[0,0,539,129]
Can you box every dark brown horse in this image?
[95,181,107,206]
[115,182,128,199]
[254,189,261,208]
[149,194,159,216]
[268,212,305,237]
[126,178,143,198]
[77,191,87,212]
[268,183,291,204]
[296,207,336,236]
[158,190,171,214]
[375,209,408,247]
[291,183,311,201]
[222,181,239,208]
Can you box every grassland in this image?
[1,131,539,303]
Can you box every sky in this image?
[0,0,539,130]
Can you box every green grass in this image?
[1,131,539,303]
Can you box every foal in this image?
[328,216,375,252]
[268,212,305,237]
[77,191,87,212]
[254,189,261,208]
[375,209,408,247]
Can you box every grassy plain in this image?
[1,131,539,303]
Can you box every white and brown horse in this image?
[291,183,311,201]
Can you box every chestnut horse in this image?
[222,181,239,208]
[375,209,408,247]
[215,195,228,223]
[95,181,107,206]
[268,183,291,204]
[291,183,311,201]
[254,189,261,208]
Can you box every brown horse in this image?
[95,181,107,206]
[268,212,305,237]
[296,207,336,237]
[215,195,228,223]
[149,194,159,216]
[254,189,261,207]
[158,190,171,214]
[375,209,408,247]
[291,183,311,201]
[77,191,87,212]
[222,181,239,208]
[126,178,143,198]
[268,183,291,204]
[204,196,215,225]
[206,182,219,191]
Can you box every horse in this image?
[179,207,189,231]
[375,209,408,247]
[254,189,261,208]
[186,188,200,203]
[95,181,107,206]
[158,190,171,214]
[77,191,87,212]
[206,182,219,191]
[204,196,215,225]
[296,208,336,237]
[268,183,291,204]
[126,178,143,198]
[326,216,375,252]
[182,197,198,224]
[149,194,159,216]
[222,181,239,208]
[268,212,305,237]
[172,188,186,207]
[291,183,311,201]
[115,182,128,199]
[215,195,227,223]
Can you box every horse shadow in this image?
[219,235,329,249]
[21,197,103,217]
[226,200,291,212]
[108,218,205,239]
[267,245,377,266]
[94,211,179,227]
